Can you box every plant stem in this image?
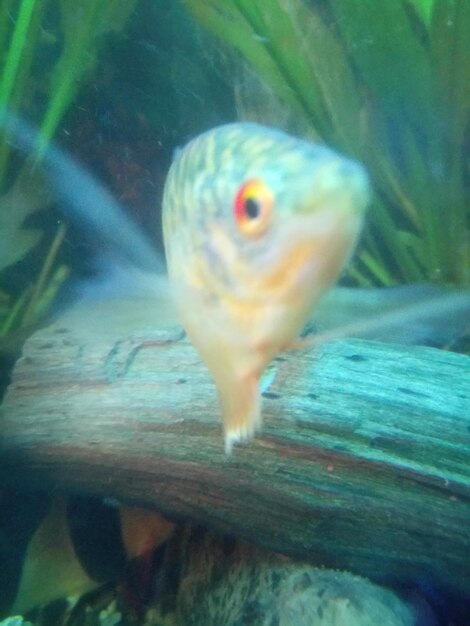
[21,221,67,326]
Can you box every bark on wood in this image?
[1,298,469,596]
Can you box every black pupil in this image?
[245,197,260,219]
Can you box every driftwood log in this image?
[0,296,469,597]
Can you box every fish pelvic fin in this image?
[219,372,262,455]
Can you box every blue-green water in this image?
[0,0,469,624]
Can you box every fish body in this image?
[163,123,369,451]
[0,493,174,617]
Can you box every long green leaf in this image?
[329,0,436,136]
[38,0,139,153]
[406,0,435,26]
[185,0,363,151]
[0,0,37,112]
[431,0,470,144]
[185,0,328,132]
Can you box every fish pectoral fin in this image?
[218,372,262,455]
[284,336,315,351]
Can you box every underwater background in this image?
[1,0,469,341]
[0,0,469,625]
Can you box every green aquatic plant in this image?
[0,0,138,338]
[184,0,470,287]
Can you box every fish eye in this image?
[234,178,273,237]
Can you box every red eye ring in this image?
[234,178,274,237]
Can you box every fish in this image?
[0,491,174,618]
[162,123,369,451]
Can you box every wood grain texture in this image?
[1,297,469,595]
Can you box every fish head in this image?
[162,123,369,451]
